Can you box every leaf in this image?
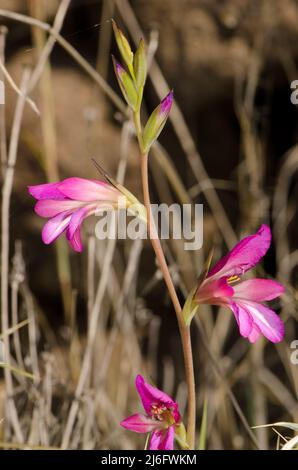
[252,422,298,432]
[0,341,3,363]
[0,319,29,340]
[144,433,150,450]
[198,396,208,450]
[0,362,35,380]
[282,435,298,450]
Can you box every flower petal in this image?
[149,426,175,450]
[28,182,65,200]
[58,178,120,202]
[34,200,81,218]
[120,413,162,434]
[135,375,178,419]
[229,301,253,338]
[67,206,91,240]
[248,324,261,343]
[233,279,285,302]
[42,212,71,245]
[238,301,285,343]
[195,278,234,304]
[67,227,83,252]
[208,225,271,279]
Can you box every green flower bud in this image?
[112,56,138,110]
[112,19,135,79]
[142,91,173,152]
[133,38,147,90]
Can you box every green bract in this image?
[142,91,173,152]
[111,19,134,79]
[112,57,138,111]
[133,39,147,90]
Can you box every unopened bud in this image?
[112,56,138,110]
[133,38,147,90]
[142,90,173,152]
[112,19,134,78]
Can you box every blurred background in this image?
[0,0,297,449]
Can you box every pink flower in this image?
[28,177,133,252]
[120,375,181,450]
[195,225,285,343]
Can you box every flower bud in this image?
[112,19,134,78]
[133,38,147,90]
[112,56,138,110]
[142,90,173,152]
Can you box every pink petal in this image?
[58,178,119,202]
[208,225,271,279]
[248,324,261,343]
[28,182,65,200]
[239,301,285,343]
[42,212,71,245]
[66,205,96,252]
[135,375,179,420]
[34,200,81,218]
[233,279,285,302]
[160,90,173,117]
[149,426,175,450]
[229,301,253,338]
[67,227,83,252]
[195,278,234,304]
[68,204,101,252]
[67,206,91,240]
[120,413,162,434]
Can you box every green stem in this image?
[138,138,196,449]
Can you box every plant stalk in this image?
[139,148,196,449]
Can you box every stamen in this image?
[150,404,175,425]
[151,404,167,421]
[227,275,240,285]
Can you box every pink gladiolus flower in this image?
[195,224,285,343]
[120,375,181,450]
[28,177,136,253]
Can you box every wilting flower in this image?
[187,225,285,343]
[121,375,183,450]
[28,177,143,253]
